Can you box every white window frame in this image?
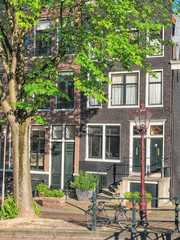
[55,71,74,111]
[129,120,165,176]
[147,28,164,58]
[86,123,121,162]
[34,19,52,57]
[108,71,140,109]
[146,69,163,108]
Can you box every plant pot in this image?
[38,191,44,197]
[42,196,65,208]
[76,189,94,201]
[126,201,151,215]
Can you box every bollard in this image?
[174,196,179,233]
[91,192,97,231]
[131,196,137,232]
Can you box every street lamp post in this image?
[131,103,153,226]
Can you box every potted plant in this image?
[70,170,98,201]
[123,191,152,214]
[36,183,48,197]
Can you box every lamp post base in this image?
[139,211,149,227]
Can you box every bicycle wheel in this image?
[116,209,132,229]
[85,209,93,229]
[85,208,110,229]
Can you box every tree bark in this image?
[11,119,35,218]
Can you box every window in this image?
[111,73,138,106]
[30,126,45,170]
[88,126,102,158]
[25,33,29,57]
[87,125,121,161]
[56,74,74,110]
[105,127,120,159]
[148,29,163,57]
[89,96,101,107]
[35,20,51,56]
[148,71,162,106]
[52,125,75,140]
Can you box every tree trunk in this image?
[11,119,35,218]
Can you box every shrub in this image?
[70,170,98,191]
[44,189,64,198]
[33,200,43,217]
[1,195,20,219]
[123,191,152,203]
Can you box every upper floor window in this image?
[35,20,52,56]
[56,73,74,110]
[88,96,101,108]
[147,71,163,106]
[110,72,138,107]
[148,28,164,57]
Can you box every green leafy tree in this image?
[0,0,176,218]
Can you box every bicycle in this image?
[85,197,140,230]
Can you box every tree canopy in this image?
[0,0,175,124]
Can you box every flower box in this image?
[126,201,151,215]
[42,196,65,209]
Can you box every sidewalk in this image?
[0,198,179,240]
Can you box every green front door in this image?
[64,142,74,189]
[150,138,162,173]
[51,142,62,189]
[133,138,146,172]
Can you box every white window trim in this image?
[55,71,74,111]
[127,181,158,193]
[85,123,121,162]
[146,27,164,58]
[108,71,140,109]
[129,120,165,175]
[34,19,52,57]
[145,69,164,108]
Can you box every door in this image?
[133,138,146,172]
[150,138,162,173]
[64,142,74,189]
[51,142,62,189]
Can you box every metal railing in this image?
[89,192,179,233]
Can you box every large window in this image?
[111,73,138,106]
[30,126,45,170]
[87,125,120,161]
[56,74,74,110]
[35,20,51,56]
[148,71,162,106]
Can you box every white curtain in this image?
[149,72,162,105]
[112,85,123,105]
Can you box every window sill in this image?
[55,109,74,111]
[30,170,49,174]
[85,158,121,163]
[146,54,164,58]
[108,105,139,109]
[145,104,163,108]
